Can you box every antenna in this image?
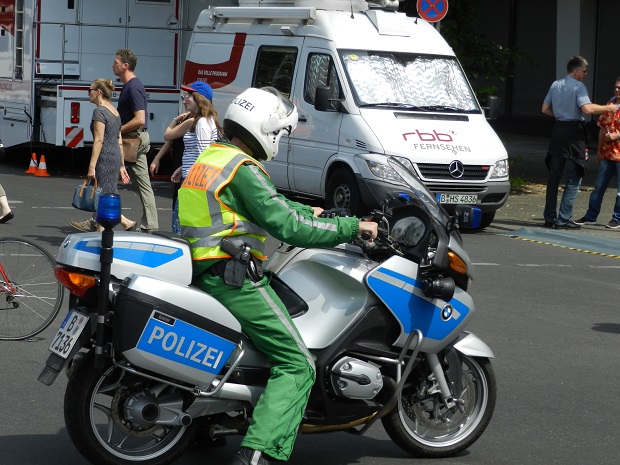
[350,1,354,18]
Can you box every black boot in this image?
[229,447,272,465]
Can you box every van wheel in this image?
[326,168,365,216]
[479,211,495,229]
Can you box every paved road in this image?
[1,154,620,465]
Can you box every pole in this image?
[94,227,114,370]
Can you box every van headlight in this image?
[490,159,509,179]
[365,156,414,182]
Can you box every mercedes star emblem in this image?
[448,160,465,179]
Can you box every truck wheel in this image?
[326,168,365,216]
[479,211,495,229]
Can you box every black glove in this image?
[319,208,350,218]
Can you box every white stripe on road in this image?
[517,264,572,267]
[475,263,620,269]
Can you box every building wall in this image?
[469,0,615,135]
[594,0,620,103]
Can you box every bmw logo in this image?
[448,160,465,179]
[441,305,454,321]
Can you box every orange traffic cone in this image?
[34,155,51,177]
[25,153,38,174]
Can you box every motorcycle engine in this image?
[330,357,383,400]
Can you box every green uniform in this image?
[179,143,359,460]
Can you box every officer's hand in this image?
[319,208,350,218]
[359,221,378,241]
[312,207,324,217]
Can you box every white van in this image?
[183,0,510,228]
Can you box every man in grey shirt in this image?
[541,55,618,229]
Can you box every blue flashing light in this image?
[96,193,121,228]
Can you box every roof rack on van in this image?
[235,1,397,12]
[212,7,316,21]
[367,0,399,10]
[237,1,369,13]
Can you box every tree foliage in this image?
[437,0,531,82]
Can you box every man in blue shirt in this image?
[541,55,619,229]
[114,49,159,232]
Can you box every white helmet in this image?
[223,87,298,161]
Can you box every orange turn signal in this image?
[54,266,97,297]
[448,251,468,275]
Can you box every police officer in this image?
[178,87,378,465]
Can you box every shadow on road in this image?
[591,323,620,335]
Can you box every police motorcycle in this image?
[39,158,496,465]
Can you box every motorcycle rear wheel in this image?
[382,355,496,458]
[64,358,197,465]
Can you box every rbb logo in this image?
[403,130,454,142]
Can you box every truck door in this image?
[81,0,177,87]
[288,47,343,196]
[251,41,304,190]
[126,0,177,87]
[35,1,79,77]
[80,0,127,83]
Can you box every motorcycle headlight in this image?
[490,159,509,179]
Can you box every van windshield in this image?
[340,51,479,113]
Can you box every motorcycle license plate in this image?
[436,193,478,204]
[48,310,90,359]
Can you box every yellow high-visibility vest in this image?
[178,143,268,261]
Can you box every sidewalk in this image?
[491,133,620,240]
[1,135,619,240]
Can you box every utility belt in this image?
[205,239,264,287]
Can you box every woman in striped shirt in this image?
[164,81,222,233]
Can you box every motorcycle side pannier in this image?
[114,275,242,388]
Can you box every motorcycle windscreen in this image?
[366,255,473,353]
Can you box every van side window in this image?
[252,46,298,98]
[305,54,341,109]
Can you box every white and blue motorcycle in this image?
[40,158,496,465]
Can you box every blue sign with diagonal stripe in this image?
[417,0,449,22]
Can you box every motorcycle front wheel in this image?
[64,357,197,465]
[382,355,496,458]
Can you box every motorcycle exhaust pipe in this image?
[156,395,193,426]
[125,392,193,427]
[205,380,264,405]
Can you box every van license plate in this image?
[436,194,478,204]
[48,310,90,359]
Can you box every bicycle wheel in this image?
[0,238,64,340]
